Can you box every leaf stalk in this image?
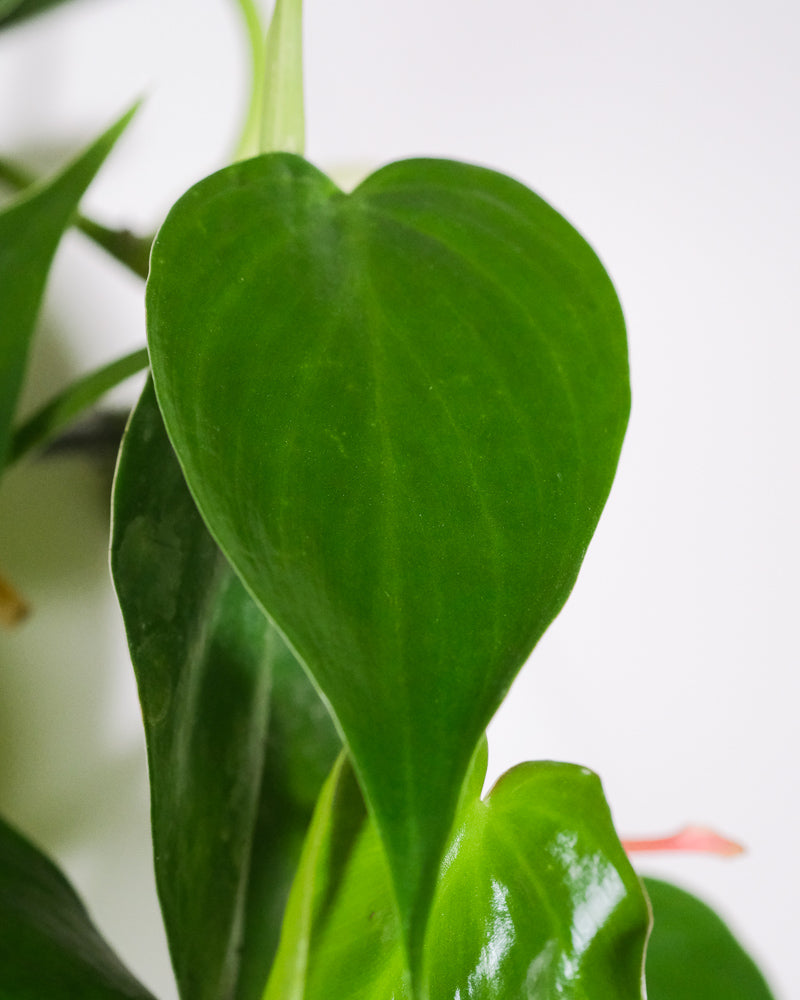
[260,0,305,155]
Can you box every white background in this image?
[0,0,797,997]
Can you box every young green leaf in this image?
[265,753,649,1000]
[111,380,340,1000]
[643,877,776,1000]
[0,814,156,999]
[0,106,136,471]
[146,152,630,977]
[265,743,488,1000]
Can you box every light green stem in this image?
[260,0,305,155]
[233,0,267,160]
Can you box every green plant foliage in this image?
[8,346,148,464]
[146,151,630,973]
[0,0,85,29]
[0,0,22,20]
[0,814,155,999]
[265,750,649,1000]
[0,106,135,471]
[110,380,340,1000]
[644,877,776,1000]
[0,3,782,999]
[0,155,152,278]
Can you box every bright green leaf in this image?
[264,752,407,1000]
[0,106,136,470]
[0,814,156,999]
[146,152,630,975]
[266,753,649,1000]
[110,380,340,1000]
[643,877,776,1000]
[265,743,488,1000]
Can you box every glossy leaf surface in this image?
[0,814,155,998]
[0,107,134,469]
[266,752,649,1000]
[644,877,776,1000]
[111,380,340,1000]
[147,152,630,968]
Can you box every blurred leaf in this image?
[644,877,776,1000]
[0,106,136,470]
[0,814,155,998]
[266,751,649,1000]
[146,152,630,976]
[1,156,152,278]
[0,0,25,20]
[8,346,148,464]
[0,0,91,29]
[111,380,340,1000]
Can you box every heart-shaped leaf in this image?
[265,750,649,1000]
[146,152,630,971]
[0,813,156,998]
[0,106,135,470]
[643,877,776,1000]
[111,380,340,1000]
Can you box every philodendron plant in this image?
[0,1,778,998]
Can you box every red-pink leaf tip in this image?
[622,825,745,858]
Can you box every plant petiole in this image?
[260,0,305,155]
[233,0,267,160]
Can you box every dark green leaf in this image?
[265,752,649,1000]
[146,152,630,974]
[0,0,25,20]
[644,877,776,1000]
[0,814,155,998]
[235,639,342,1000]
[0,106,136,470]
[110,380,340,1000]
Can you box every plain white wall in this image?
[0,1,797,998]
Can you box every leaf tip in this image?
[623,824,746,858]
